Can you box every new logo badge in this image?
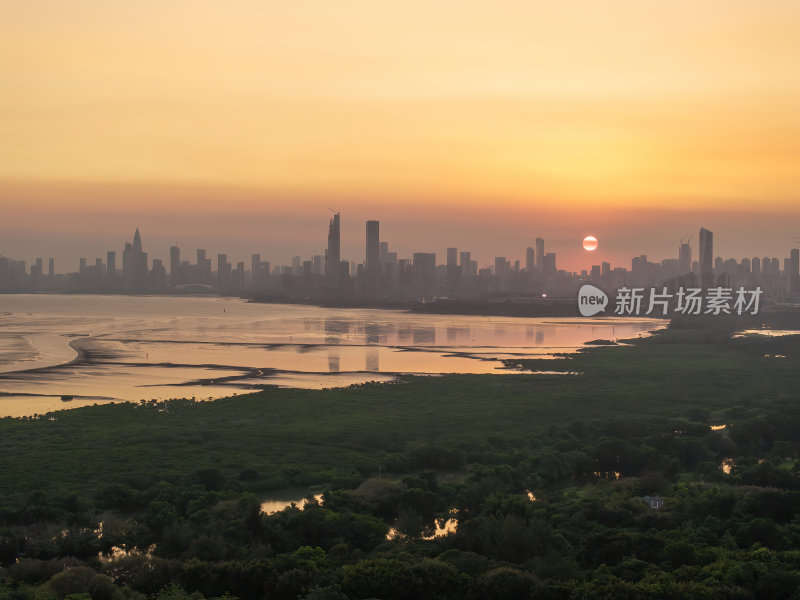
[578,284,608,317]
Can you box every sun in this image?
[583,235,598,251]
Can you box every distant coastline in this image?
[246,293,631,319]
[3,288,605,318]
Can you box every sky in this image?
[1,0,799,272]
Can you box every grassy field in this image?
[1,315,798,501]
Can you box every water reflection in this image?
[366,348,379,372]
[396,326,412,344]
[419,518,459,540]
[363,323,385,345]
[733,329,800,338]
[720,458,736,475]
[327,348,340,373]
[99,544,156,564]
[412,327,436,345]
[324,319,349,335]
[386,518,458,541]
[260,492,324,515]
[0,294,665,416]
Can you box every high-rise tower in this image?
[123,228,148,291]
[525,247,535,272]
[326,212,341,283]
[678,243,691,274]
[535,238,544,271]
[169,245,180,285]
[699,228,713,273]
[699,228,714,287]
[366,220,380,274]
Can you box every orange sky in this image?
[1,1,799,270]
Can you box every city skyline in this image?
[3,216,800,279]
[3,4,800,598]
[1,205,800,275]
[2,220,798,306]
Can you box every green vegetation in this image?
[1,315,799,598]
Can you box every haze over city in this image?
[2,0,800,270]
[4,3,800,599]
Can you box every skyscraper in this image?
[251,253,262,288]
[412,252,436,299]
[169,245,180,284]
[699,228,713,286]
[106,251,115,276]
[460,251,471,277]
[699,228,713,274]
[535,238,544,271]
[122,228,148,291]
[326,212,341,284]
[446,247,459,292]
[543,253,557,277]
[494,257,507,278]
[678,243,691,274]
[366,220,380,274]
[525,247,535,272]
[446,248,457,267]
[217,253,231,291]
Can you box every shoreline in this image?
[0,293,673,416]
[6,289,666,319]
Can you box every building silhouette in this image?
[326,212,341,286]
[460,251,471,277]
[413,252,436,299]
[526,247,535,273]
[543,252,556,277]
[535,238,544,272]
[445,247,459,292]
[7,212,800,303]
[169,245,180,285]
[121,229,148,291]
[217,253,231,291]
[678,242,691,275]
[379,242,388,267]
[366,220,380,274]
[699,227,714,287]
